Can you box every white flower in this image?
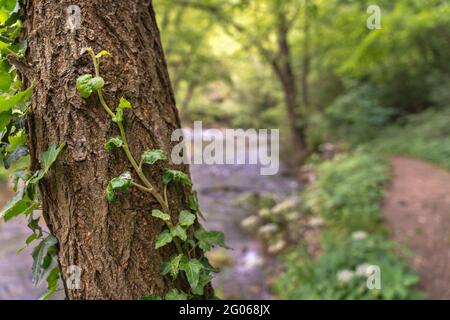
[337,270,355,284]
[355,263,371,277]
[308,217,325,227]
[351,231,368,240]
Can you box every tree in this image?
[8,0,209,299]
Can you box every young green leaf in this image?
[0,86,32,113]
[32,235,58,286]
[40,143,66,172]
[141,149,166,165]
[160,254,183,278]
[179,210,196,227]
[118,97,132,109]
[112,108,123,123]
[194,229,228,251]
[110,172,132,191]
[104,136,123,151]
[76,74,104,98]
[95,50,111,59]
[151,209,170,222]
[170,225,187,241]
[179,257,204,290]
[39,267,59,300]
[192,272,213,296]
[155,230,173,249]
[106,183,116,204]
[188,191,200,213]
[165,289,188,300]
[0,189,37,222]
[163,169,193,188]
[6,129,27,152]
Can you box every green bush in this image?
[275,232,422,300]
[304,153,389,231]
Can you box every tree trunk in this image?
[273,21,308,162]
[301,0,311,109]
[23,0,194,299]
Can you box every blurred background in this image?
[1,0,449,299]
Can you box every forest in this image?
[0,0,449,302]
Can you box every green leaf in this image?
[170,225,187,241]
[192,272,213,296]
[152,209,170,222]
[76,74,104,98]
[112,108,123,123]
[41,143,65,172]
[141,149,166,165]
[106,183,116,204]
[6,129,26,152]
[155,230,173,249]
[160,254,183,278]
[95,50,110,59]
[188,191,200,213]
[32,235,58,286]
[194,229,228,251]
[17,233,39,254]
[110,172,132,191]
[165,289,188,300]
[0,188,36,222]
[179,210,196,227]
[104,136,123,151]
[39,267,59,300]
[0,111,11,131]
[179,257,204,289]
[163,169,193,188]
[3,145,28,169]
[118,97,132,109]
[0,86,32,113]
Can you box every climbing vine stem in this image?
[77,48,228,300]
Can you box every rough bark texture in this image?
[23,0,194,299]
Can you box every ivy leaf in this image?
[112,108,123,123]
[192,272,213,296]
[3,145,28,169]
[194,229,228,251]
[155,230,173,249]
[179,257,204,290]
[179,210,196,227]
[76,74,104,98]
[160,254,183,278]
[106,183,116,204]
[39,267,59,300]
[6,129,26,152]
[0,86,32,113]
[141,149,166,165]
[151,209,170,222]
[0,188,37,222]
[104,136,123,151]
[110,172,132,191]
[118,97,132,109]
[163,169,192,188]
[188,191,200,213]
[0,111,11,131]
[170,225,187,241]
[165,289,188,300]
[41,143,66,172]
[17,233,39,254]
[95,50,110,59]
[32,235,58,286]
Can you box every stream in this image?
[0,128,299,300]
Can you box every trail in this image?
[383,156,450,299]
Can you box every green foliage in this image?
[275,233,422,300]
[77,49,227,300]
[141,149,166,165]
[76,74,105,98]
[276,152,422,299]
[364,108,450,170]
[304,153,389,230]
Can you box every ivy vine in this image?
[76,48,227,300]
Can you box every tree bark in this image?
[273,19,309,162]
[23,0,194,299]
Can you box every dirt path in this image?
[383,156,450,300]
